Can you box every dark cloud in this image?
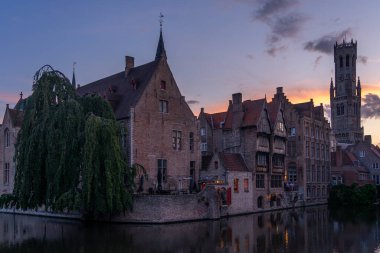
[304,28,353,54]
[272,13,308,38]
[246,54,255,60]
[266,45,287,56]
[358,55,368,65]
[187,100,200,105]
[313,55,322,69]
[323,104,331,120]
[254,0,298,22]
[362,93,380,119]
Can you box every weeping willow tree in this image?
[12,65,133,217]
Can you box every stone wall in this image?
[112,187,220,223]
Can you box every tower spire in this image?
[155,13,167,61]
[72,62,77,88]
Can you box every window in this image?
[316,144,320,159]
[4,129,9,147]
[234,178,239,193]
[359,151,365,158]
[306,141,310,158]
[271,175,282,188]
[172,130,182,150]
[201,143,207,152]
[272,154,284,167]
[306,164,311,183]
[159,100,168,113]
[157,159,167,185]
[321,145,325,160]
[214,161,219,170]
[346,55,349,67]
[322,166,326,182]
[189,132,194,151]
[312,165,316,182]
[290,127,296,136]
[160,80,166,90]
[316,127,319,139]
[277,122,285,133]
[373,163,379,169]
[256,174,265,188]
[200,127,206,136]
[317,166,321,182]
[339,56,343,68]
[244,178,249,192]
[257,153,267,166]
[311,142,315,158]
[305,126,309,137]
[4,163,9,186]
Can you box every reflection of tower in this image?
[330,39,363,144]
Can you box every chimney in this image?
[125,56,134,77]
[364,135,372,146]
[232,93,243,112]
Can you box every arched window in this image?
[4,129,9,147]
[352,55,355,66]
[257,196,263,208]
[341,104,345,115]
[339,56,343,68]
[346,55,350,67]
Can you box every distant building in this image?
[331,146,372,186]
[345,135,380,185]
[0,97,25,194]
[77,28,200,193]
[272,87,331,204]
[330,40,363,144]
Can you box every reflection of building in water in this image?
[1,206,380,252]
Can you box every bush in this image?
[328,184,376,207]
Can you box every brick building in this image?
[346,136,380,185]
[271,87,331,204]
[331,146,372,186]
[0,98,25,194]
[200,92,287,211]
[77,28,200,193]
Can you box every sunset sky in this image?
[1,1,380,144]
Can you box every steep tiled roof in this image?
[267,100,281,127]
[242,99,266,127]
[223,104,234,130]
[205,112,226,129]
[8,109,24,127]
[219,153,248,172]
[77,60,159,120]
[293,101,312,117]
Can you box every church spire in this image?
[72,62,76,88]
[155,13,167,61]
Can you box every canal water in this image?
[0,205,379,253]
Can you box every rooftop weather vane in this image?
[159,13,164,28]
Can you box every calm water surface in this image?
[0,205,380,253]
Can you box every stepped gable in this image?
[219,153,248,171]
[77,60,159,120]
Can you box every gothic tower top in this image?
[330,39,363,144]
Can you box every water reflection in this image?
[0,206,380,253]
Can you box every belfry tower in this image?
[330,39,363,144]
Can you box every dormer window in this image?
[160,80,166,90]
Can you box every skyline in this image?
[1,0,380,144]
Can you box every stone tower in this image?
[330,39,363,144]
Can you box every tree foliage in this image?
[10,65,132,217]
[328,183,377,207]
